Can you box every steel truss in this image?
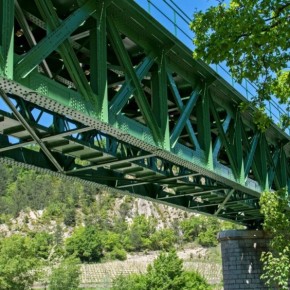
[0,0,289,227]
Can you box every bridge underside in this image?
[0,0,289,227]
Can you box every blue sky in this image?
[134,0,288,126]
[135,0,218,48]
[173,0,216,14]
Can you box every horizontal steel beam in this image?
[0,126,93,152]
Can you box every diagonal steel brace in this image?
[0,89,63,172]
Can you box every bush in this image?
[63,208,76,227]
[107,247,127,261]
[102,231,122,252]
[198,228,218,247]
[112,274,147,290]
[150,228,176,250]
[182,271,213,290]
[42,202,64,220]
[124,215,156,252]
[180,216,205,242]
[0,235,39,289]
[112,250,212,290]
[49,256,80,290]
[65,226,103,262]
[30,231,53,260]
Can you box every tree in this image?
[112,250,212,290]
[124,215,156,251]
[102,231,127,261]
[48,256,80,290]
[191,4,290,283]
[150,228,177,250]
[180,216,204,242]
[112,274,147,290]
[30,231,54,260]
[197,217,220,247]
[0,164,8,196]
[181,271,214,290]
[260,189,290,289]
[191,0,290,129]
[65,226,103,262]
[145,251,186,290]
[63,207,76,227]
[0,235,39,289]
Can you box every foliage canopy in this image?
[191,3,290,286]
[191,0,290,128]
[112,250,212,290]
[260,190,290,289]
[65,226,103,262]
[48,256,80,290]
[0,235,39,290]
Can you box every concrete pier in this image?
[218,230,271,289]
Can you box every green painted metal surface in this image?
[0,0,289,227]
[0,0,14,78]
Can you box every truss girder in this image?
[214,189,235,216]
[34,0,98,110]
[0,51,4,76]
[244,133,260,178]
[15,0,96,106]
[258,134,270,190]
[0,93,268,225]
[14,0,53,79]
[109,54,156,115]
[107,17,164,146]
[0,0,289,227]
[241,125,263,184]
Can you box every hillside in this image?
[0,163,241,289]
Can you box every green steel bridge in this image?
[0,0,289,228]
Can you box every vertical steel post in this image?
[258,134,269,191]
[0,0,14,78]
[151,51,170,150]
[90,1,108,122]
[234,113,245,184]
[196,85,213,169]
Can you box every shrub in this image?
[49,256,80,290]
[112,250,212,290]
[65,226,103,262]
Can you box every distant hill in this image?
[0,163,240,289]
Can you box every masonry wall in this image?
[218,230,271,290]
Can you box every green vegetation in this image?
[0,163,234,288]
[260,190,290,289]
[191,0,289,130]
[0,165,89,220]
[48,256,81,290]
[181,215,242,247]
[0,229,81,290]
[29,231,54,260]
[0,235,39,290]
[191,1,290,286]
[112,250,212,290]
[66,226,103,262]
